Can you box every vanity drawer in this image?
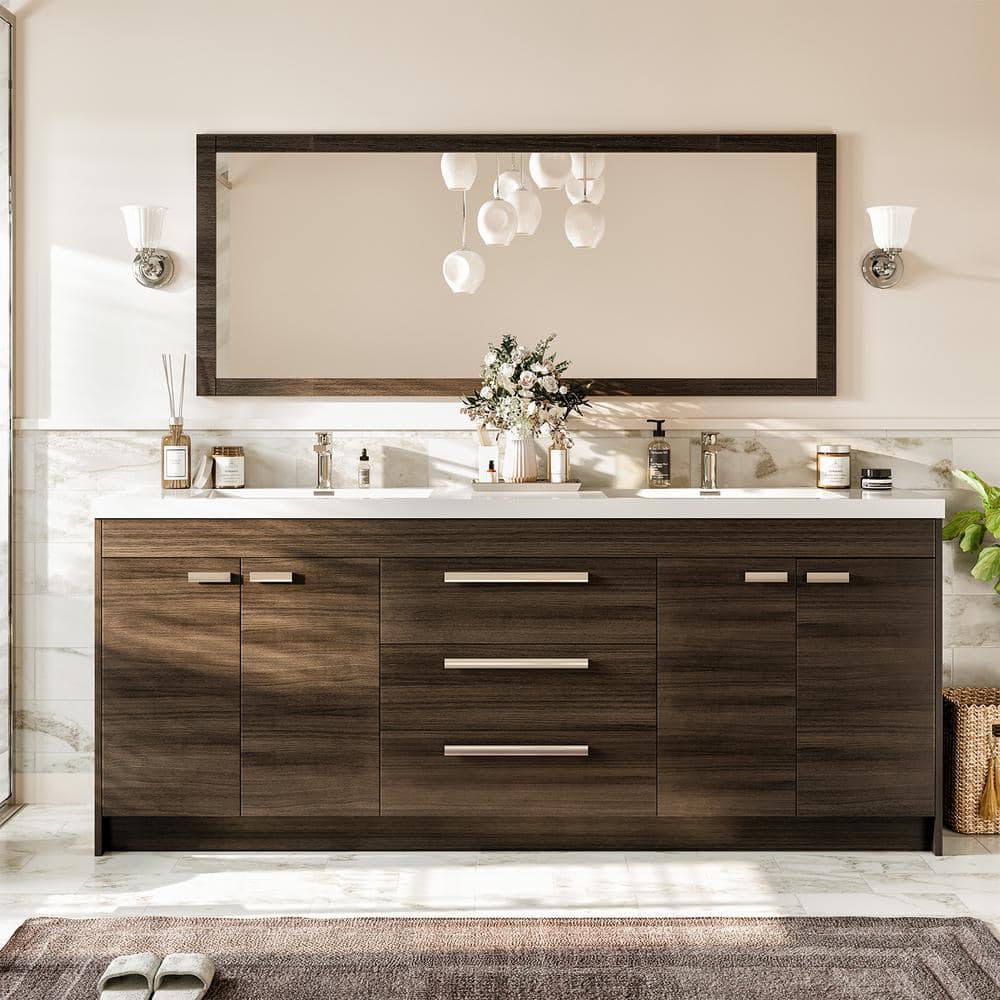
[381,644,655,731]
[380,558,656,644]
[381,730,656,816]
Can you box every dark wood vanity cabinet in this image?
[95,518,942,854]
[100,558,242,817]
[658,558,797,818]
[795,558,937,817]
[241,558,380,816]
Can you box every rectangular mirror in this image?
[197,135,835,396]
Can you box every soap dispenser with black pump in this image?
[646,419,671,488]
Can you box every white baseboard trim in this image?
[16,772,91,804]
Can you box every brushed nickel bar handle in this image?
[744,571,789,584]
[247,572,296,584]
[187,571,235,584]
[443,571,589,584]
[443,744,589,757]
[806,571,851,584]
[443,658,589,671]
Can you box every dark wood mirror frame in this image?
[196,133,836,397]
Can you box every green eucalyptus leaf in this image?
[960,523,986,552]
[953,468,990,500]
[970,545,1000,582]
[943,509,985,540]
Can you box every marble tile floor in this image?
[1,806,999,948]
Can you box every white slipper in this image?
[98,952,160,999]
[151,953,216,1000]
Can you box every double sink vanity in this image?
[91,131,946,855]
[93,487,946,855]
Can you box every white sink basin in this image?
[606,487,846,500]
[201,487,435,499]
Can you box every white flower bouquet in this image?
[461,334,590,446]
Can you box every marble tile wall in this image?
[11,427,1000,801]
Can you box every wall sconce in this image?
[861,205,916,289]
[120,205,175,288]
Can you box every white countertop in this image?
[93,487,947,520]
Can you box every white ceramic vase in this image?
[502,431,538,484]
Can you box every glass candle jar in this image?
[816,444,851,489]
[212,446,245,489]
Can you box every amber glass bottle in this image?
[161,417,191,489]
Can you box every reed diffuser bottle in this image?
[161,353,191,489]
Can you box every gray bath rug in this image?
[1,915,998,999]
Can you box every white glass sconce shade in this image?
[565,200,606,248]
[866,205,916,250]
[570,152,605,181]
[121,205,167,249]
[440,153,478,191]
[477,197,518,246]
[528,152,571,190]
[508,187,542,235]
[442,248,486,293]
[565,174,606,205]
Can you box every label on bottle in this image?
[649,452,671,483]
[359,465,371,488]
[163,446,189,481]
[214,455,245,488]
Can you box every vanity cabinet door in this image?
[657,558,797,817]
[241,558,379,816]
[796,558,936,816]
[101,558,241,816]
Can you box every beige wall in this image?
[12,0,1000,429]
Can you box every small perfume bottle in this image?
[358,447,371,488]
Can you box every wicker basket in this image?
[944,687,1000,835]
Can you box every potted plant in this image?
[461,334,590,483]
[943,470,1000,593]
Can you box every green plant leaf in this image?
[943,509,985,540]
[961,523,986,552]
[970,545,1000,582]
[986,508,1000,537]
[954,469,991,500]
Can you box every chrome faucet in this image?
[700,432,720,494]
[314,432,333,490]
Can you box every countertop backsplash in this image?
[12,426,1000,802]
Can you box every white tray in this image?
[471,480,583,493]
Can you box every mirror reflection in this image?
[216,150,817,381]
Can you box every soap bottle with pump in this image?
[358,447,371,489]
[646,419,671,488]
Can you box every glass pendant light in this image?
[528,151,571,190]
[564,153,605,248]
[570,152,605,181]
[507,153,542,236]
[565,173,605,205]
[442,190,486,293]
[477,154,517,246]
[440,152,478,191]
[497,155,522,199]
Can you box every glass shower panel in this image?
[0,8,13,809]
